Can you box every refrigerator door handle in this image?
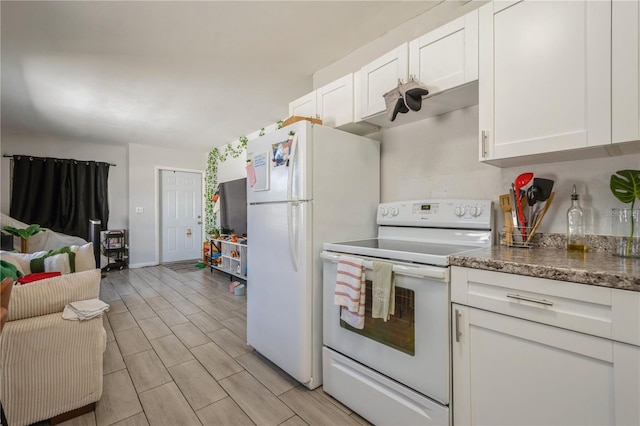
[287,134,299,201]
[288,201,299,271]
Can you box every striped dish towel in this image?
[334,255,366,329]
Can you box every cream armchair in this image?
[0,269,106,426]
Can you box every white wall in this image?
[217,145,247,183]
[128,143,207,267]
[0,131,128,231]
[381,106,640,236]
[216,123,281,184]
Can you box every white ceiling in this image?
[1,1,440,151]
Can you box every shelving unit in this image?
[209,238,247,281]
[101,230,128,271]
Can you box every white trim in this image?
[128,261,158,269]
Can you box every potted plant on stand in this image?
[2,224,45,253]
[610,169,640,257]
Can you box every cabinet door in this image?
[452,305,639,426]
[409,10,478,95]
[317,73,354,128]
[359,43,409,119]
[288,91,317,118]
[479,0,611,161]
[612,0,640,144]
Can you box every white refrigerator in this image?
[246,121,380,389]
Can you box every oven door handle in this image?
[320,252,449,281]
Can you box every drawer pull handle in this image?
[506,293,553,306]
[455,309,462,343]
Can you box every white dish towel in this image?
[334,255,366,329]
[62,298,110,321]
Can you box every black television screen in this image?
[219,178,247,237]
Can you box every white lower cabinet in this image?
[451,267,640,426]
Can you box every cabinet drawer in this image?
[452,267,613,339]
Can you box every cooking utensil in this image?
[528,177,555,227]
[526,185,540,232]
[499,194,513,245]
[514,172,534,240]
[526,191,555,244]
[509,186,522,243]
[519,193,530,239]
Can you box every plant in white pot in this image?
[610,169,640,257]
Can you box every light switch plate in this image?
[135,207,143,213]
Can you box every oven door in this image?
[321,251,450,405]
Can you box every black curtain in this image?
[10,156,110,241]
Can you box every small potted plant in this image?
[610,169,640,257]
[2,224,45,253]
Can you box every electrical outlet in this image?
[135,207,143,213]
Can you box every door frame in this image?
[155,166,206,264]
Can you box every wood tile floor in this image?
[58,266,369,426]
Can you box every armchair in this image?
[0,269,106,426]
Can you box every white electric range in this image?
[321,199,493,426]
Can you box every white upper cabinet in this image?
[288,91,317,119]
[479,0,612,165]
[358,9,480,128]
[317,73,354,128]
[287,73,379,136]
[358,43,409,120]
[316,72,378,135]
[613,0,640,144]
[409,9,478,96]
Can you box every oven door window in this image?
[340,280,415,356]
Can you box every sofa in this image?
[0,245,106,426]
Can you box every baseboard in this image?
[128,261,158,269]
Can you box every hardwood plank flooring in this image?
[54,266,371,426]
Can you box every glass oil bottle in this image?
[567,185,587,252]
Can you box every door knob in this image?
[197,221,202,225]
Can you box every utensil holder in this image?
[500,227,535,248]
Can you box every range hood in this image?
[361,80,478,128]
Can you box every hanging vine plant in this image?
[205,136,249,235]
[205,120,284,235]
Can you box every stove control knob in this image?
[380,207,389,216]
[471,206,483,217]
[455,206,465,217]
[390,207,399,217]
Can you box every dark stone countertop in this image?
[449,245,640,292]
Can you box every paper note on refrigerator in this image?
[246,161,257,188]
[251,152,269,191]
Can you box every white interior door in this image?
[160,170,203,262]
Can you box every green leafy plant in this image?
[205,137,249,236]
[2,224,45,240]
[610,169,640,256]
[2,224,45,253]
[204,118,288,235]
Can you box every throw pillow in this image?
[17,271,62,285]
[0,251,27,275]
[0,259,24,281]
[70,242,96,272]
[30,247,76,274]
